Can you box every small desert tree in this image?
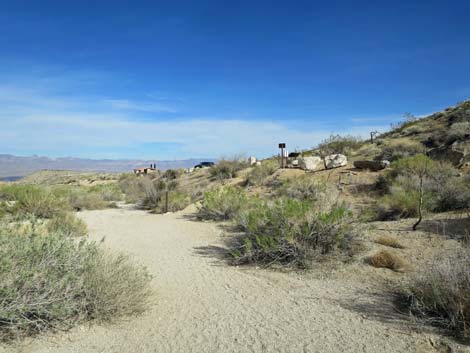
[388,155,437,230]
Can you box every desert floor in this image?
[3,206,454,353]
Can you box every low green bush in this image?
[46,212,88,237]
[154,191,191,213]
[244,160,278,186]
[0,185,68,219]
[317,134,363,157]
[197,186,248,220]
[87,183,123,202]
[376,138,425,161]
[276,176,336,203]
[209,159,248,180]
[0,225,152,341]
[232,198,352,268]
[375,155,468,220]
[397,249,470,339]
[66,189,108,211]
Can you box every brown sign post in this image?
[279,143,286,168]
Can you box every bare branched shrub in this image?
[398,249,470,338]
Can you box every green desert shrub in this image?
[65,188,109,211]
[232,198,352,268]
[276,176,338,204]
[0,185,68,219]
[244,160,278,186]
[0,225,152,341]
[197,186,248,220]
[87,183,123,202]
[209,159,248,180]
[46,212,88,237]
[153,191,191,213]
[317,134,363,157]
[375,155,467,219]
[397,249,470,339]
[376,138,425,161]
[162,169,183,180]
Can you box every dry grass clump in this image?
[368,250,409,272]
[0,224,152,341]
[398,249,470,339]
[375,235,404,249]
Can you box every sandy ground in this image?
[2,207,459,353]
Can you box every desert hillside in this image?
[0,101,469,352]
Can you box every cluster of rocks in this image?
[291,154,392,172]
[292,154,348,171]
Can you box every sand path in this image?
[8,207,436,353]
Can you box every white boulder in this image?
[298,156,323,171]
[248,156,257,165]
[325,154,348,169]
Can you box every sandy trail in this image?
[8,207,436,353]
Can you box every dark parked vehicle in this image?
[194,161,215,169]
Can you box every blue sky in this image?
[1,0,469,160]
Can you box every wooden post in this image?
[165,190,169,213]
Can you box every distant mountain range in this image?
[0,154,216,178]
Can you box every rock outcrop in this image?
[428,143,466,167]
[248,156,257,165]
[298,156,323,171]
[325,154,347,169]
[353,160,390,171]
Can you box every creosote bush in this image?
[397,249,470,339]
[232,198,353,268]
[46,212,88,237]
[209,159,248,180]
[0,185,68,219]
[317,134,363,157]
[0,225,152,341]
[376,138,425,161]
[197,186,247,221]
[276,176,338,204]
[244,160,278,186]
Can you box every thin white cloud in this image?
[0,76,393,159]
[104,99,177,113]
